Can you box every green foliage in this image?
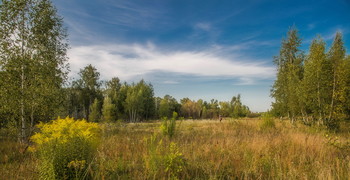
[159,98,171,118]
[271,27,349,130]
[102,96,116,122]
[144,134,185,179]
[326,32,347,127]
[345,55,350,118]
[76,64,103,121]
[246,112,262,118]
[325,134,350,151]
[125,80,155,122]
[172,111,178,120]
[0,0,69,141]
[271,26,304,122]
[164,142,186,179]
[259,113,276,130]
[158,95,180,119]
[160,111,177,138]
[230,94,250,118]
[89,98,101,122]
[30,117,101,179]
[105,77,122,119]
[180,98,201,119]
[168,112,177,137]
[160,117,168,136]
[302,36,330,123]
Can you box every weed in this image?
[160,112,177,138]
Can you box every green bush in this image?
[160,112,177,138]
[164,142,185,179]
[259,113,276,131]
[30,117,101,179]
[144,134,185,179]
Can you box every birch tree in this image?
[0,0,68,142]
[326,32,346,129]
[302,36,330,124]
[271,27,303,123]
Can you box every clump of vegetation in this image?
[325,134,350,151]
[30,117,101,179]
[164,142,186,179]
[259,112,276,131]
[144,134,185,179]
[160,112,178,138]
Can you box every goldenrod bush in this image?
[30,117,101,179]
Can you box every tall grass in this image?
[1,118,350,179]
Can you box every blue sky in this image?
[52,0,350,112]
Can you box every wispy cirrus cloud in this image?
[101,0,168,29]
[68,42,275,85]
[304,26,349,44]
[194,22,212,31]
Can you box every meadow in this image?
[1,118,350,179]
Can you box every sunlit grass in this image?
[1,118,350,179]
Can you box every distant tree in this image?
[230,94,250,118]
[75,64,102,121]
[241,105,250,117]
[196,99,204,119]
[89,98,101,122]
[208,99,220,119]
[158,95,180,118]
[125,80,155,122]
[140,81,156,120]
[219,101,231,117]
[202,105,208,119]
[105,77,121,119]
[105,77,121,100]
[159,98,171,118]
[102,96,116,122]
[231,95,242,118]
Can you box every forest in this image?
[271,27,350,131]
[1,0,350,179]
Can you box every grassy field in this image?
[1,118,350,179]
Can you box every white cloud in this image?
[68,43,275,83]
[307,23,315,31]
[194,22,212,31]
[234,77,256,85]
[162,80,180,84]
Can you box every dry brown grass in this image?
[1,118,350,179]
[0,140,38,179]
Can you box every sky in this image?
[52,0,350,112]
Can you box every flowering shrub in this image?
[30,117,101,179]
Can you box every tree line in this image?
[60,64,251,123]
[271,27,350,130]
